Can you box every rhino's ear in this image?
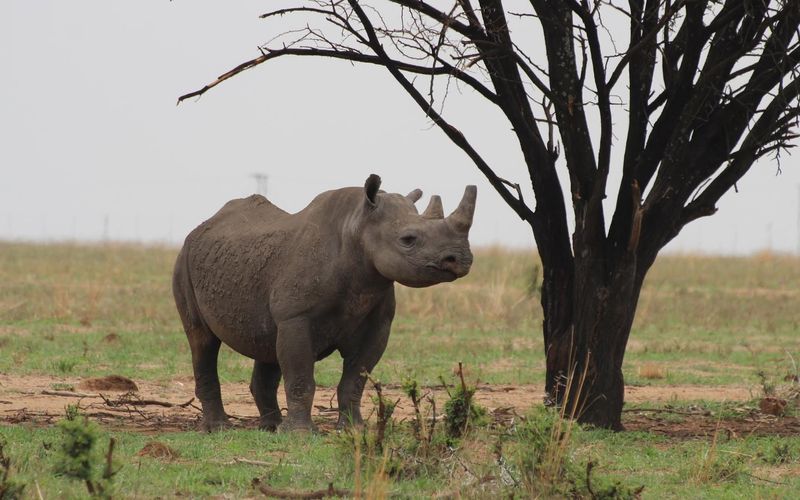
[406,189,423,204]
[364,174,382,207]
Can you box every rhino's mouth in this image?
[425,263,458,281]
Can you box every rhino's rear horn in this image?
[365,174,382,206]
[406,189,423,203]
[446,185,477,234]
[422,195,444,219]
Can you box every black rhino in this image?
[173,174,476,432]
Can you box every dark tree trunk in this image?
[527,158,647,430]
[540,231,650,430]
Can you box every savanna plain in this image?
[0,242,799,498]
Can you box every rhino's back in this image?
[187,194,291,277]
[176,189,376,361]
[180,195,292,360]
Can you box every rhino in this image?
[172,174,476,432]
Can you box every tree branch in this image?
[607,0,684,90]
[389,0,485,40]
[681,77,800,225]
[569,0,612,194]
[177,47,498,105]
[346,0,534,221]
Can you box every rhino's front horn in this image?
[446,185,477,234]
[422,195,444,219]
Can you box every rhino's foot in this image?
[336,415,364,431]
[258,414,282,432]
[277,417,317,434]
[200,416,232,433]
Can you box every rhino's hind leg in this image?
[187,327,230,432]
[250,361,282,431]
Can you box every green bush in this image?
[0,438,25,500]
[54,409,117,498]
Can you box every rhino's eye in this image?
[399,234,418,247]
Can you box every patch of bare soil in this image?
[625,384,753,402]
[1,374,792,439]
[624,411,800,438]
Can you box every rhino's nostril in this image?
[441,255,457,266]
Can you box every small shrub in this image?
[0,438,26,500]
[54,408,118,498]
[516,406,576,495]
[442,363,487,440]
[402,378,423,439]
[756,370,776,397]
[514,407,643,498]
[692,430,746,484]
[52,358,79,374]
[64,404,81,421]
[763,442,796,465]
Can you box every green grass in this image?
[572,428,800,498]
[1,242,800,497]
[1,425,346,498]
[3,407,798,499]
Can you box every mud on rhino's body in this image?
[173,175,476,432]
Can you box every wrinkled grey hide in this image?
[173,174,476,432]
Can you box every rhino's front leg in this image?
[276,317,317,433]
[337,296,394,430]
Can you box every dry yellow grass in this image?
[4,242,800,334]
[395,246,542,331]
[637,362,667,380]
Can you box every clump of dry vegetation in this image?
[0,242,176,326]
[638,363,667,380]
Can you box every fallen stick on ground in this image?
[621,408,706,415]
[100,394,195,408]
[251,478,351,499]
[233,458,273,466]
[41,390,96,398]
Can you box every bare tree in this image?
[180,0,800,429]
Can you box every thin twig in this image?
[496,177,525,205]
[233,457,274,466]
[742,471,786,485]
[103,438,118,480]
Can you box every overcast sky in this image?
[3,1,800,255]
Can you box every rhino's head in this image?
[359,174,476,288]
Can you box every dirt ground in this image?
[2,374,797,438]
